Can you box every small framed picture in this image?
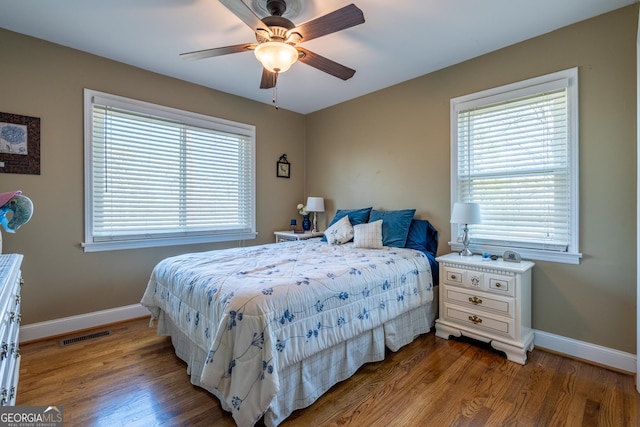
[277,154,290,178]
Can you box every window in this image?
[83,89,256,252]
[450,68,581,264]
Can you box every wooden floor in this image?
[17,317,640,426]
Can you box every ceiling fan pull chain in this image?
[272,74,279,110]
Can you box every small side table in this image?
[274,231,324,243]
[435,252,535,364]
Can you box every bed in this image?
[141,210,439,427]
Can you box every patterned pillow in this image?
[323,215,354,245]
[321,207,372,242]
[353,220,383,249]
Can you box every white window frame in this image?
[82,89,257,252]
[450,68,581,264]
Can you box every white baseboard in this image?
[534,329,636,374]
[19,304,150,343]
[18,306,636,374]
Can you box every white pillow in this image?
[324,215,354,245]
[353,220,383,249]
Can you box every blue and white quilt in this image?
[141,239,434,427]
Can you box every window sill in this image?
[449,242,582,265]
[82,232,258,252]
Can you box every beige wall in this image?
[0,29,306,325]
[1,5,637,355]
[306,5,638,353]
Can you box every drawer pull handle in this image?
[468,315,482,324]
[468,296,483,305]
[495,282,503,288]
[450,274,457,280]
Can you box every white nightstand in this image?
[274,231,324,243]
[435,252,535,364]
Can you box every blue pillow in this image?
[322,207,372,242]
[368,209,415,248]
[405,219,439,256]
[405,219,439,285]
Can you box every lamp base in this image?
[458,224,473,256]
[458,247,473,256]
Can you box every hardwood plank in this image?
[17,317,640,426]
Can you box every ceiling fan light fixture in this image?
[254,41,298,73]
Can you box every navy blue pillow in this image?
[405,219,439,285]
[368,209,415,248]
[405,219,439,256]
[322,207,372,241]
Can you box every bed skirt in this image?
[155,286,438,426]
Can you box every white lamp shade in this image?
[254,42,298,73]
[306,197,325,212]
[450,202,482,224]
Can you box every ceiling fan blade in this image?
[219,0,271,36]
[260,68,277,89]
[289,4,364,42]
[297,48,355,81]
[180,43,256,61]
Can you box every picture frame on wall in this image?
[0,112,41,175]
[277,154,290,178]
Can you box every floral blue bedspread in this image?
[141,239,434,427]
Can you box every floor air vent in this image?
[60,330,111,346]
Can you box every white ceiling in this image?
[0,0,635,114]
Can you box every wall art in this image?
[0,112,40,175]
[277,153,290,178]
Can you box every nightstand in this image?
[435,252,535,364]
[274,231,324,243]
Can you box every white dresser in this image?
[435,253,534,364]
[0,254,22,405]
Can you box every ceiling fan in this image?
[180,0,365,89]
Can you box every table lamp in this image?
[305,197,325,233]
[450,202,482,256]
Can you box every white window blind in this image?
[451,68,581,263]
[83,89,256,252]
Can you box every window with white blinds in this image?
[82,89,256,252]
[451,68,581,264]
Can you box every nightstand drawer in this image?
[443,265,485,290]
[443,266,465,285]
[486,273,514,296]
[443,303,515,339]
[443,285,513,318]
